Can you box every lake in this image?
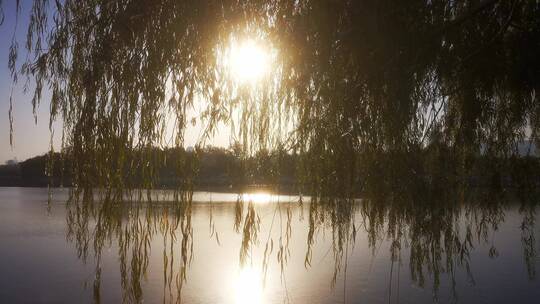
[0,187,539,303]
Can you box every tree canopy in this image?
[4,0,540,194]
[3,3,540,302]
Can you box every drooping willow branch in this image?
[3,0,539,196]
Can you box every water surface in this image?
[0,187,539,303]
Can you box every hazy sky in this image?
[0,1,231,164]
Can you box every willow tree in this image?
[4,0,540,195]
[4,2,540,302]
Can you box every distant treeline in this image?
[1,145,539,193]
[0,146,297,190]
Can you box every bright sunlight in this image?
[226,39,272,84]
[235,266,263,304]
[242,192,273,204]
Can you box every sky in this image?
[0,1,232,164]
[0,1,56,164]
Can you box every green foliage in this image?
[3,3,540,302]
[3,0,540,194]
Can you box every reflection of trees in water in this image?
[65,188,538,303]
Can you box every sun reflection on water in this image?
[242,192,273,204]
[235,266,263,304]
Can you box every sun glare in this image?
[242,192,273,204]
[235,266,263,304]
[227,39,272,84]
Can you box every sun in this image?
[226,39,272,84]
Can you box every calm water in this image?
[1,187,539,303]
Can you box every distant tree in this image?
[5,159,17,166]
